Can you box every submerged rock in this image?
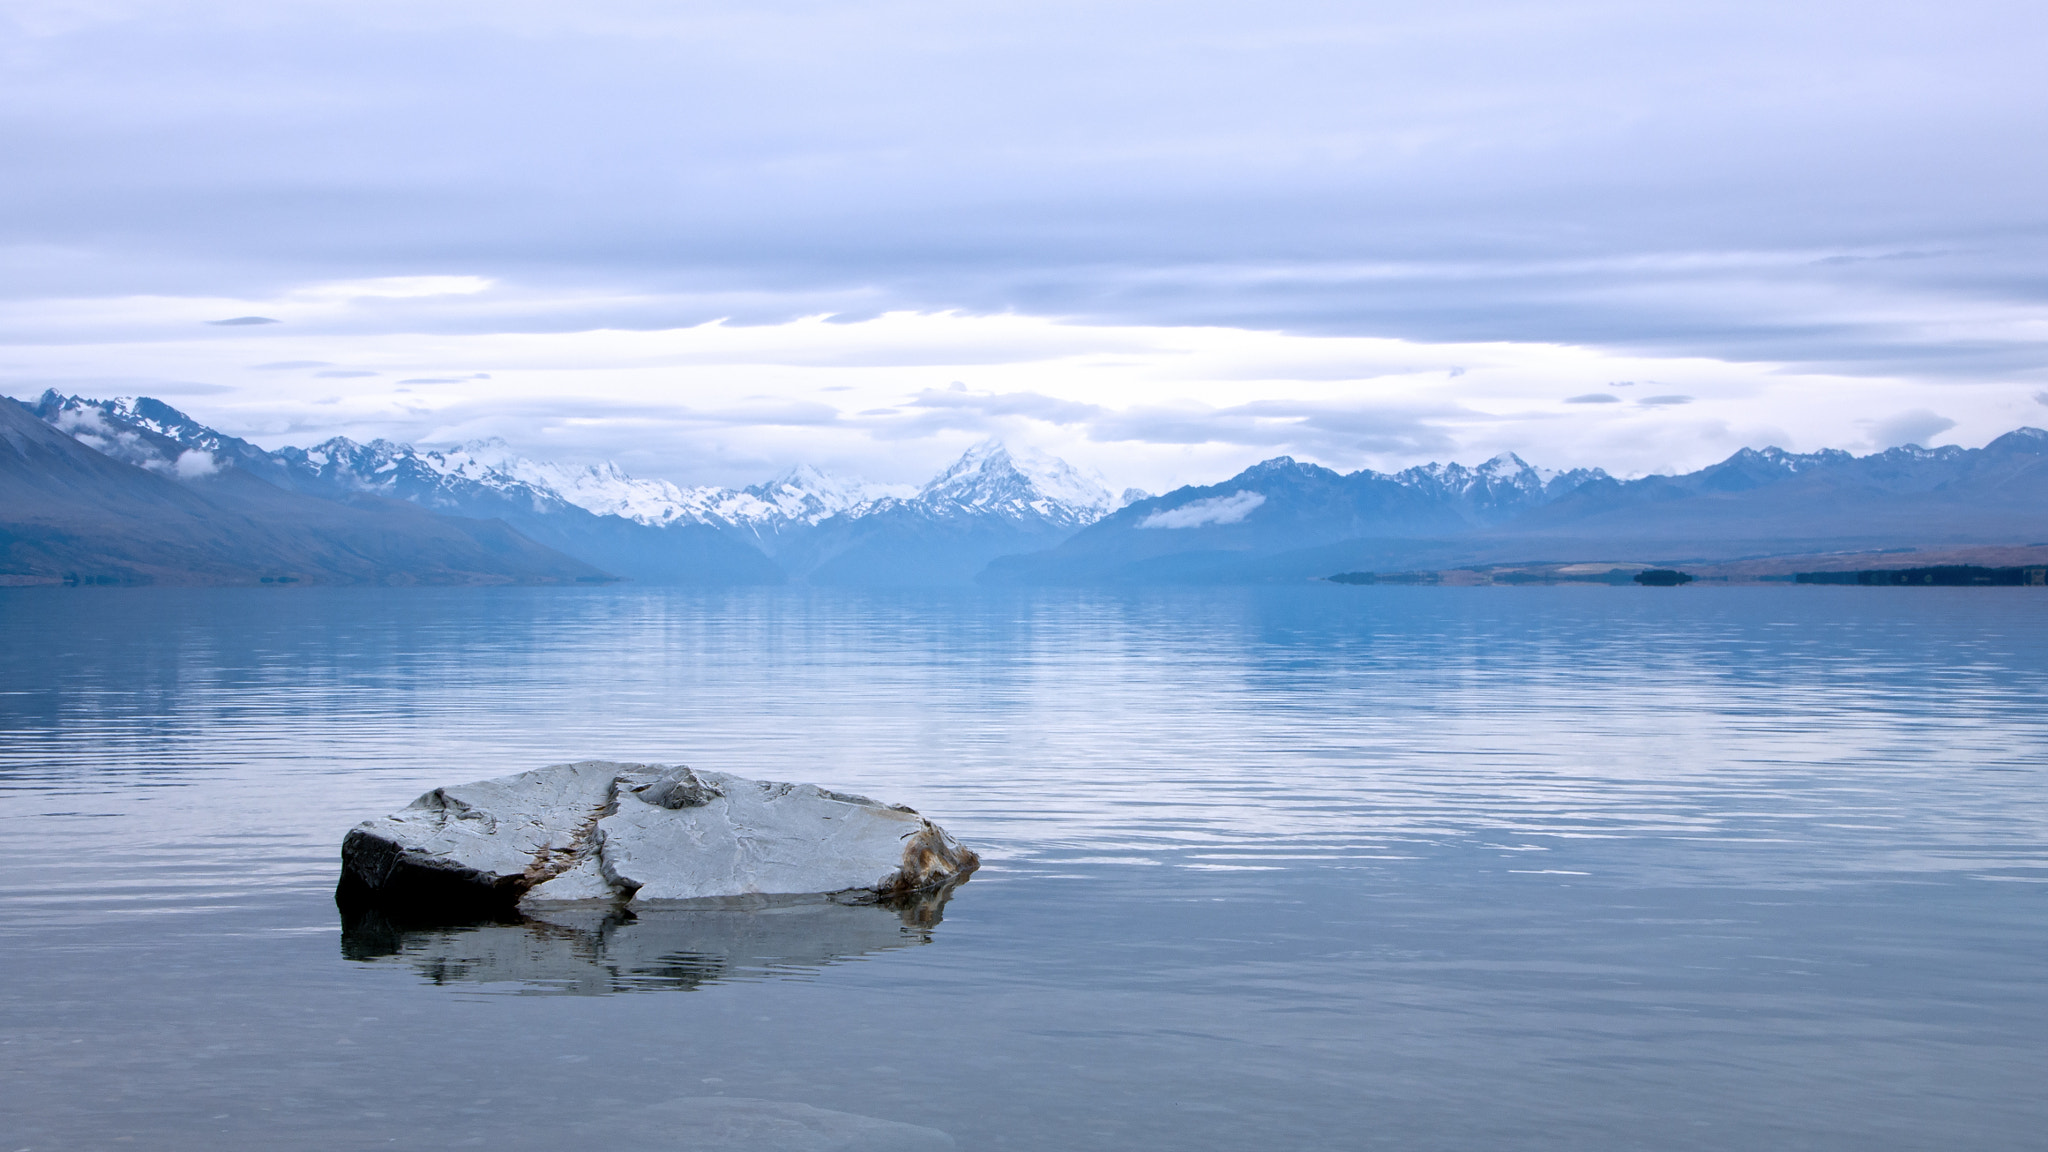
[337,761,979,917]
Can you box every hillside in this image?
[0,397,608,586]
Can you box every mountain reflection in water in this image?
[341,888,958,995]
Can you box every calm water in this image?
[1,585,2044,1150]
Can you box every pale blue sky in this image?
[2,0,2044,489]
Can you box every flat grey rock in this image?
[338,761,978,917]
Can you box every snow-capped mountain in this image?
[905,440,1115,526]
[717,465,916,529]
[32,392,277,479]
[272,436,580,517]
[5,396,610,586]
[1388,452,1608,521]
[21,388,2048,587]
[759,441,1114,585]
[25,393,1121,584]
[378,435,1113,545]
[432,438,1106,543]
[752,441,1119,584]
[29,392,786,584]
[19,391,1628,588]
[395,438,715,527]
[986,430,2048,585]
[359,438,923,541]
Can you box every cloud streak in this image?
[1140,491,1266,529]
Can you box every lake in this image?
[2,584,2044,1150]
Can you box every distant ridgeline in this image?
[6,388,2048,587]
[1796,566,2048,586]
[4,392,1121,587]
[1330,568,1696,587]
[1328,568,1694,586]
[983,429,2048,586]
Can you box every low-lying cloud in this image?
[1870,409,1956,448]
[1139,491,1266,529]
[174,448,220,478]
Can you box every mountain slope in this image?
[1,397,609,586]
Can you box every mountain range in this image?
[6,389,2047,586]
[986,430,2048,584]
[8,391,1120,585]
[0,395,606,586]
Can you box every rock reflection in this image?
[340,886,960,994]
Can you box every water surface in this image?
[2,585,2044,1149]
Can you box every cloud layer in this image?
[6,303,2039,492]
[1,0,2043,484]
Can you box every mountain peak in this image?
[921,439,1014,487]
[28,391,252,478]
[916,440,1113,524]
[1986,427,2048,454]
[735,464,910,525]
[766,462,833,488]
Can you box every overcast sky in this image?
[3,0,2045,490]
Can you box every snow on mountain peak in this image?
[915,439,1114,524]
[416,447,926,533]
[33,392,1117,536]
[1379,450,1607,512]
[33,391,246,477]
[430,443,704,527]
[748,464,913,520]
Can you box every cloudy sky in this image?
[3,0,2044,491]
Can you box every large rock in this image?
[337,761,979,917]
